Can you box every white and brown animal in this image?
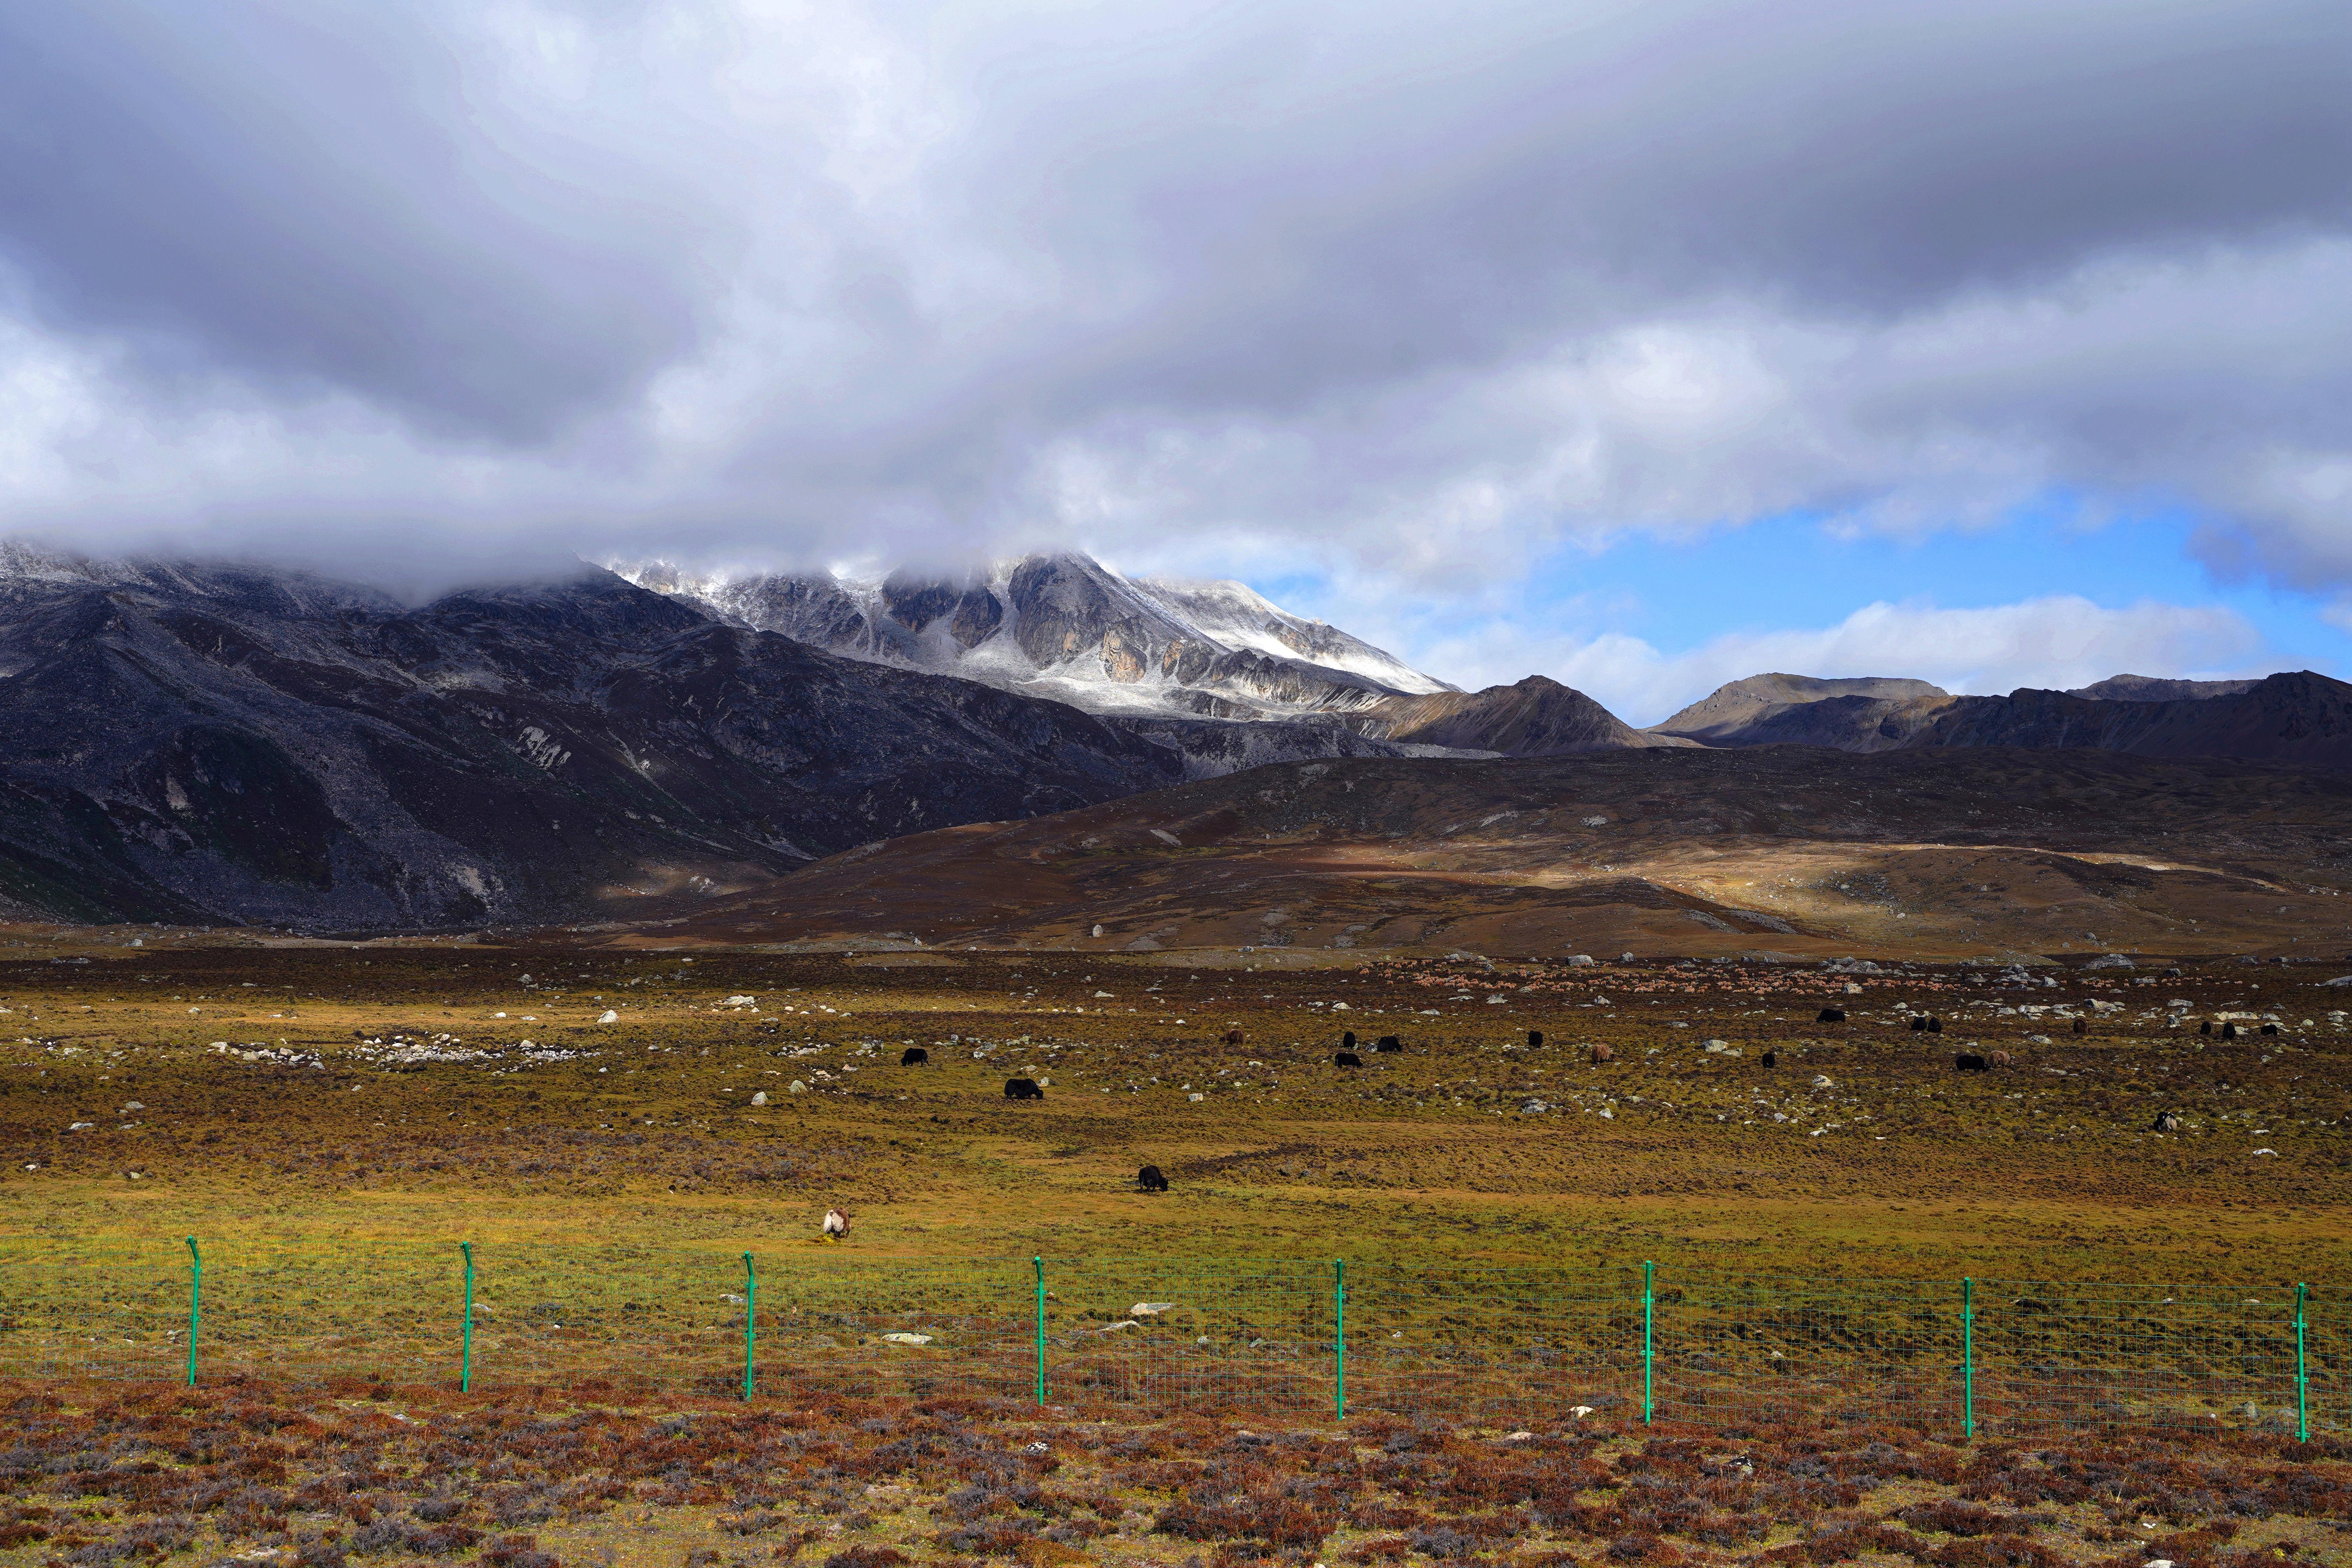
[822,1208,852,1240]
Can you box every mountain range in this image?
[0,541,2342,932]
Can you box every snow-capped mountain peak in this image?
[612,551,1454,722]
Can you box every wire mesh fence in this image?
[0,1238,2337,1439]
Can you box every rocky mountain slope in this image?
[1649,669,2352,764]
[616,551,1455,723]
[0,553,1225,929]
[1353,675,1690,753]
[1648,673,1948,742]
[2067,674,2261,701]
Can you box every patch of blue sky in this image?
[1523,503,2339,671]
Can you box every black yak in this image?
[901,1047,929,1065]
[1137,1165,1169,1192]
[1334,1051,1363,1067]
[1004,1078,1045,1100]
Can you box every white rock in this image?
[1506,1430,1535,1441]
[122,1102,144,1112]
[1101,1319,1140,1332]
[750,1091,768,1105]
[1702,1039,1728,1052]
[881,1332,933,1345]
[1570,1405,1594,1418]
[1131,1301,1177,1316]
[725,995,757,1007]
[2252,1148,2278,1156]
[1564,954,1594,966]
[597,1009,619,1024]
[1812,1074,1834,1088]
[788,1080,808,1094]
[1189,1091,1204,1101]
[1091,924,1105,937]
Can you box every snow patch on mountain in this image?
[612,552,1455,724]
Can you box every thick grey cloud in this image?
[0,0,718,439]
[2,0,2349,617]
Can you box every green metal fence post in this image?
[459,1242,475,1393]
[742,1252,758,1401]
[183,1236,201,1388]
[1641,1260,1655,1425]
[1333,1258,1347,1422]
[1033,1256,1047,1407]
[1961,1277,1975,1441]
[2294,1282,2308,1443]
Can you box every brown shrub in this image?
[1911,1535,2069,1568]
[1895,1500,2014,1537]
[823,1548,910,1568]
[1154,1492,1336,1550]
[479,1534,560,1568]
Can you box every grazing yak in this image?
[2071,1017,2088,1036]
[1527,1030,1544,1047]
[1590,1044,1614,1064]
[822,1209,851,1239]
[1221,1028,1246,1046]
[900,1047,929,1066]
[2199,1020,2214,1036]
[2221,1022,2240,1040]
[1342,1031,1357,1049]
[1986,1050,2012,1069]
[1334,1051,1363,1067]
[2261,1022,2281,1036]
[1004,1078,1045,1100]
[1905,1015,1943,1034]
[1817,1007,1846,1024]
[1954,1053,1989,1072]
[2152,1111,2181,1133]
[1376,1035,1402,1053]
[1137,1165,1169,1192]
[1760,1050,1778,1068]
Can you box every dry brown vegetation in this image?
[4,931,2351,1566]
[1,1385,2348,1568]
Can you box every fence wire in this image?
[0,1240,2337,1439]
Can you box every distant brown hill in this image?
[635,745,2352,960]
[1648,670,2352,766]
[1649,673,1947,743]
[1352,675,1687,755]
[2067,674,2260,701]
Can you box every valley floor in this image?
[3,938,2348,1567]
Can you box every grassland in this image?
[4,933,2350,1568]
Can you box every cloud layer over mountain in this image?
[3,0,2347,683]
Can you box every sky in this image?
[2,0,2350,725]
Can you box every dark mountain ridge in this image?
[0,558,1216,928]
[1647,669,2352,764]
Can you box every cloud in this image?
[1410,595,2267,726]
[0,0,2349,607]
